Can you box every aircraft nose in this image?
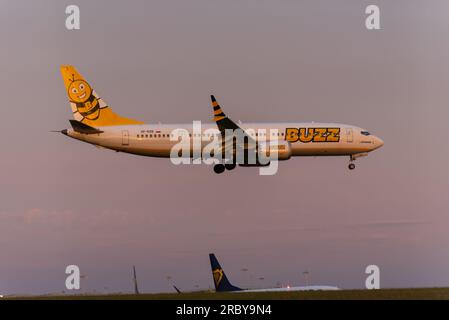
[373,136,384,149]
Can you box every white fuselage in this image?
[235,285,340,293]
[64,122,384,158]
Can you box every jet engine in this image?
[258,140,292,161]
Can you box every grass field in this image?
[6,287,449,300]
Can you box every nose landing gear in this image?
[348,153,368,170]
[348,155,356,170]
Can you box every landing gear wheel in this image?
[214,164,225,174]
[348,163,355,170]
[224,163,236,171]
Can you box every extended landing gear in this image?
[348,155,356,170]
[214,164,225,174]
[213,163,236,174]
[347,153,368,170]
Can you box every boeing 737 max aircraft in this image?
[58,66,384,173]
[209,253,339,292]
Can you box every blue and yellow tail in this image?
[209,253,242,292]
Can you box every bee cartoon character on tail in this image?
[67,77,101,121]
[60,65,143,127]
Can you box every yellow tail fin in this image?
[60,65,143,127]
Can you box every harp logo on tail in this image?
[213,268,224,287]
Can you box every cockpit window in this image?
[361,131,370,136]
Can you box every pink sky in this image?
[0,0,449,294]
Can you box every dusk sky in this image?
[1,0,449,295]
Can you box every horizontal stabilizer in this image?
[69,120,104,134]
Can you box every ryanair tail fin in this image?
[209,253,242,292]
[60,65,144,127]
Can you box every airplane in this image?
[209,253,339,293]
[58,66,384,173]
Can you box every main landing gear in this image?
[213,163,236,174]
[213,164,225,174]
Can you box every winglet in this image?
[211,95,227,122]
